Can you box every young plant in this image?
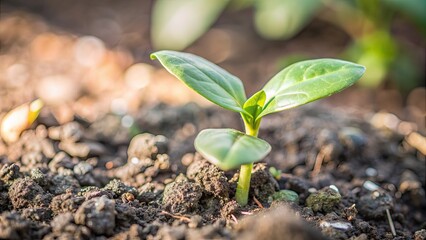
[151,50,365,206]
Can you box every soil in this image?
[0,3,425,240]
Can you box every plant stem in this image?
[236,120,259,206]
[236,163,253,206]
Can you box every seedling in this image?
[151,50,365,206]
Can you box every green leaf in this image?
[254,0,321,40]
[151,50,247,113]
[258,59,365,119]
[241,90,266,129]
[151,0,229,50]
[195,128,271,170]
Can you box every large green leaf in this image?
[195,128,271,170]
[254,0,321,40]
[258,59,365,119]
[151,50,247,113]
[151,0,229,50]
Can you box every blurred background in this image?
[1,0,425,132]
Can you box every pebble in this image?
[365,167,378,177]
[320,221,352,231]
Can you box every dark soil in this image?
[0,4,425,240]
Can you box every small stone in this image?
[73,162,93,175]
[365,168,378,177]
[320,221,352,231]
[306,187,341,213]
[271,190,299,204]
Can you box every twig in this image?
[240,211,253,215]
[386,209,396,236]
[160,210,191,222]
[231,214,238,224]
[253,196,264,208]
[312,150,324,176]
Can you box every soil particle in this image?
[115,201,143,229]
[137,182,163,203]
[74,195,117,236]
[343,204,358,221]
[357,192,393,219]
[110,224,145,240]
[220,200,240,219]
[73,161,93,175]
[155,224,186,240]
[399,170,425,207]
[21,207,52,222]
[8,177,52,209]
[50,192,85,214]
[319,220,353,239]
[235,204,328,240]
[186,157,230,198]
[0,163,20,183]
[281,174,313,201]
[48,151,76,172]
[111,133,171,184]
[87,114,130,145]
[48,173,81,194]
[186,220,231,240]
[0,190,10,212]
[414,229,426,240]
[0,211,32,240]
[30,168,48,187]
[103,178,137,198]
[128,133,168,160]
[306,187,342,213]
[162,176,203,214]
[44,212,92,240]
[59,140,106,158]
[249,163,279,203]
[48,121,83,142]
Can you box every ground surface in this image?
[0,3,425,240]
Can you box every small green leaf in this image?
[151,50,247,113]
[241,90,266,129]
[194,128,271,170]
[151,0,229,50]
[258,59,365,119]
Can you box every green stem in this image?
[236,163,253,206]
[235,120,259,206]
